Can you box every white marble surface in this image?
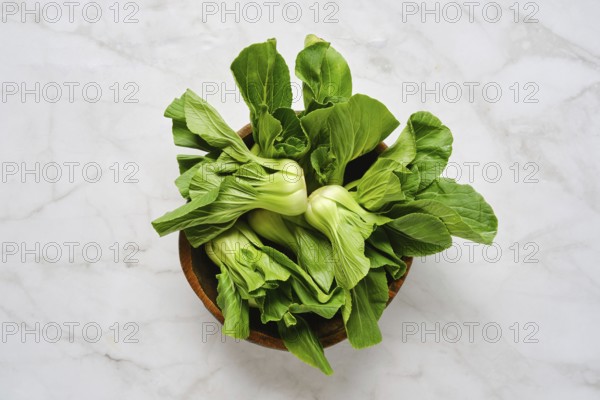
[1,0,599,398]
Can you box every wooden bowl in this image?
[179,123,413,350]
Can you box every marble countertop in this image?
[1,0,599,398]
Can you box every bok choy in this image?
[152,34,498,375]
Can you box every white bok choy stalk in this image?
[206,221,342,375]
[304,185,390,290]
[248,210,335,292]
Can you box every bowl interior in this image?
[179,123,413,349]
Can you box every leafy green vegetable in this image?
[390,178,498,244]
[230,39,308,159]
[248,210,335,292]
[165,95,217,152]
[383,213,452,257]
[206,222,275,298]
[295,34,352,110]
[354,158,407,211]
[343,269,389,349]
[152,34,499,375]
[153,88,309,247]
[152,162,307,247]
[176,154,205,174]
[231,38,292,118]
[300,94,399,185]
[305,185,389,290]
[254,107,308,159]
[182,89,253,163]
[216,268,250,339]
[349,111,452,211]
[206,220,344,374]
[366,228,408,279]
[384,111,453,190]
[278,316,333,375]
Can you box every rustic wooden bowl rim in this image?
[179,122,413,350]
